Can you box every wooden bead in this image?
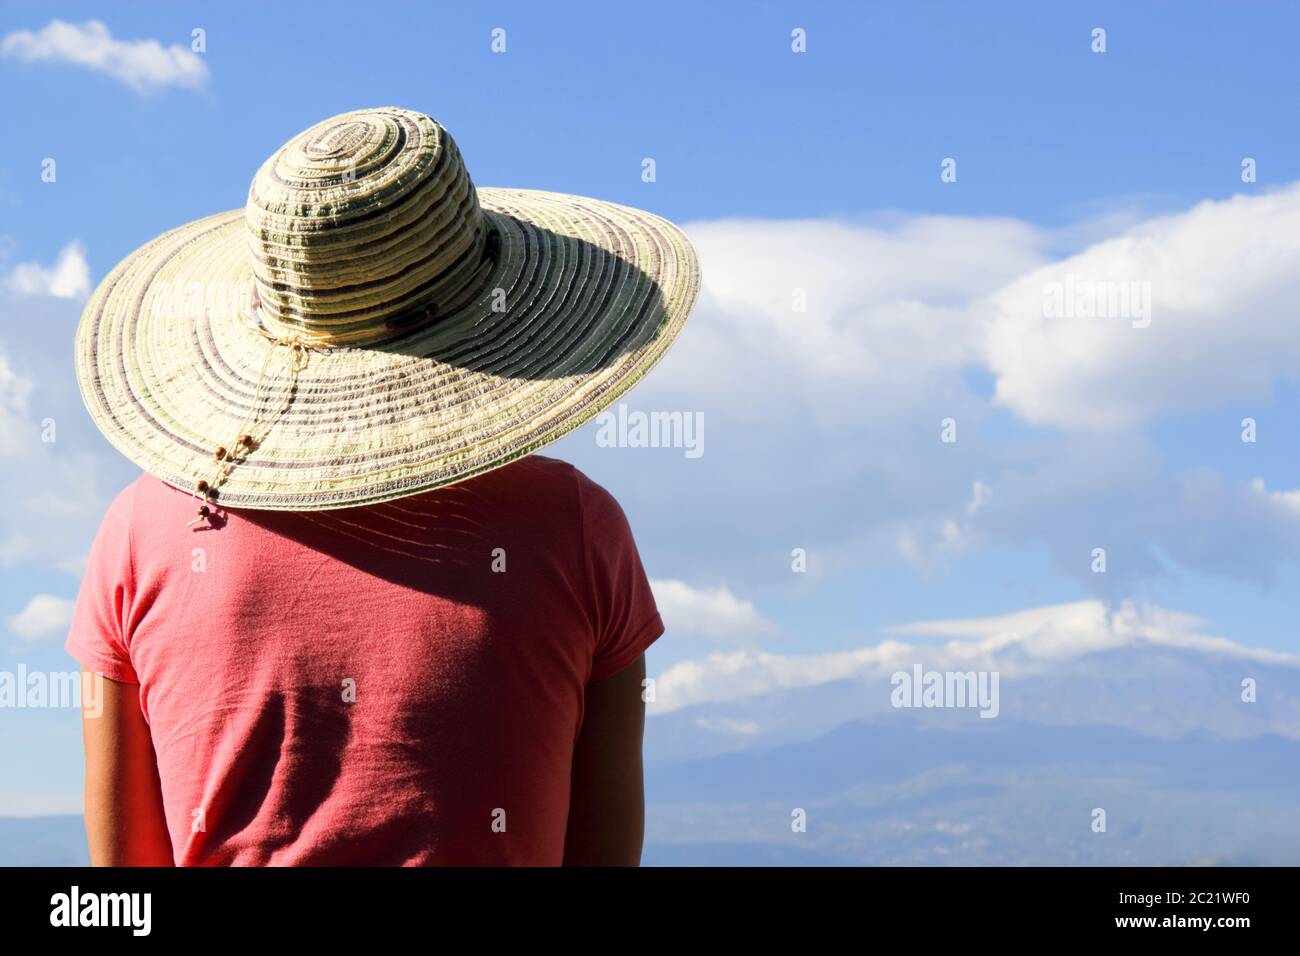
[238,434,253,447]
[214,446,227,460]
[197,505,210,518]
[196,480,209,493]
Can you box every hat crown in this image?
[244,108,492,347]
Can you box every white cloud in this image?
[886,599,1220,659]
[662,187,1300,437]
[1253,477,1300,517]
[966,480,992,516]
[651,599,1300,713]
[1,19,209,93]
[3,242,90,300]
[693,715,762,736]
[658,214,1048,424]
[7,594,74,641]
[653,644,901,714]
[0,352,34,457]
[571,187,1300,597]
[651,578,777,642]
[985,184,1300,430]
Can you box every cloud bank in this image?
[2,20,209,93]
[651,599,1300,714]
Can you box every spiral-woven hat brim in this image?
[75,188,700,509]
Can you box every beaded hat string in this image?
[187,298,318,528]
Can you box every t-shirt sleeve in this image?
[64,481,140,685]
[578,472,664,683]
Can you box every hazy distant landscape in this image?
[643,715,1300,865]
[637,607,1300,866]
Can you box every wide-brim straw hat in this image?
[75,107,699,512]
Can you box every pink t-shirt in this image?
[65,455,662,866]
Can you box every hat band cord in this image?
[186,310,315,528]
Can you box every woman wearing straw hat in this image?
[65,107,699,865]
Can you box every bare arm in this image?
[81,673,174,866]
[563,654,647,866]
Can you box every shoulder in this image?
[482,455,632,541]
[503,453,578,484]
[96,473,196,543]
[511,455,626,521]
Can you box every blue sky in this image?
[4,1,1300,817]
